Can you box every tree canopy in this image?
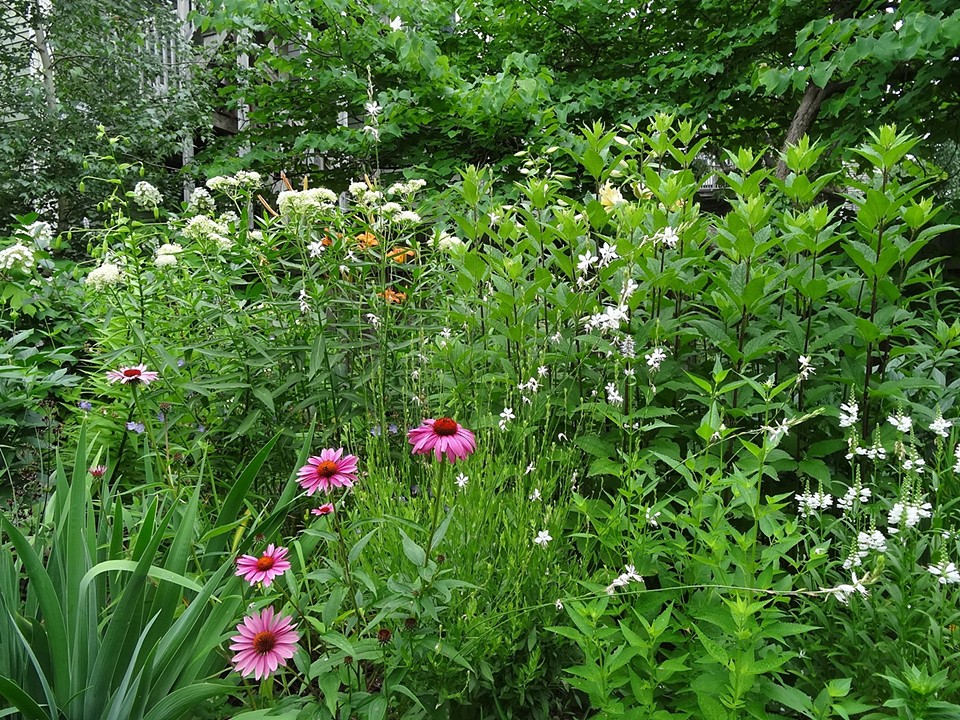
[199,0,960,186]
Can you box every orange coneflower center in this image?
[433,417,458,436]
[122,368,142,378]
[255,555,275,571]
[252,630,277,654]
[316,460,339,478]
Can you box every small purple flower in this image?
[370,425,382,437]
[157,411,166,422]
[197,424,206,433]
[126,421,146,434]
[78,400,92,412]
[177,358,185,368]
[388,423,399,435]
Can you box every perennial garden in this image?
[1,117,960,719]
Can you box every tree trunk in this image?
[775,82,831,178]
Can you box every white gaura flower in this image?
[598,242,619,267]
[826,572,869,604]
[498,407,515,431]
[798,355,815,381]
[606,564,644,595]
[529,488,541,501]
[455,473,469,490]
[605,382,623,406]
[576,249,597,274]
[645,347,667,371]
[533,530,552,547]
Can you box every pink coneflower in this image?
[89,465,108,478]
[311,503,335,516]
[229,606,299,680]
[407,417,476,463]
[235,544,291,586]
[297,449,358,495]
[106,364,159,386]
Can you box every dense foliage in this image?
[198,0,960,186]
[0,0,213,229]
[2,118,960,718]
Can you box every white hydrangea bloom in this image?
[23,221,54,249]
[85,262,122,290]
[187,188,216,215]
[0,243,36,272]
[132,181,162,209]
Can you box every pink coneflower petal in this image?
[106,363,159,386]
[297,448,359,495]
[407,418,476,464]
[229,606,300,680]
[235,544,291,587]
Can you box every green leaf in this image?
[399,529,426,567]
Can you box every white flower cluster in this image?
[206,170,262,197]
[387,179,427,196]
[902,455,926,474]
[928,561,960,585]
[839,402,859,428]
[645,346,667,372]
[954,443,960,473]
[499,407,515,431]
[605,382,623,406]
[621,278,638,303]
[825,572,869,604]
[436,231,464,253]
[619,336,636,359]
[798,355,815,381]
[645,508,661,527]
[348,182,383,206]
[599,183,626,209]
[154,243,182,267]
[845,438,887,462]
[518,375,541,405]
[650,226,679,249]
[132,181,162,210]
[887,499,932,533]
[887,413,913,433]
[598,242,619,268]
[797,491,833,517]
[836,484,871,512]
[577,249,597,276]
[843,529,887,570]
[0,242,36,272]
[187,188,216,215]
[583,304,628,334]
[606,564,643,595]
[183,215,231,249]
[930,416,952,438]
[277,188,338,220]
[23,221,53,249]
[85,261,122,290]
[299,287,311,314]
